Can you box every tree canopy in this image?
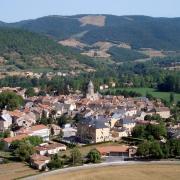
[0,91,24,110]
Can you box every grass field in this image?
[39,164,180,180]
[106,87,180,102]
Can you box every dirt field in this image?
[39,164,180,180]
[0,162,38,180]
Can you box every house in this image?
[125,107,137,117]
[96,145,137,157]
[53,102,64,117]
[110,82,116,88]
[110,111,125,128]
[15,124,50,141]
[77,116,110,143]
[35,142,66,156]
[14,112,36,128]
[155,107,171,119]
[49,124,61,136]
[3,134,29,150]
[99,84,109,90]
[9,110,25,121]
[62,124,77,138]
[0,111,12,132]
[111,129,129,140]
[30,154,50,170]
[117,117,136,132]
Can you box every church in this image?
[86,81,100,101]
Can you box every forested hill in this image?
[1,15,180,50]
[0,27,93,70]
[0,27,70,55]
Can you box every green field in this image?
[106,88,180,102]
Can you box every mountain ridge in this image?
[1,14,180,50]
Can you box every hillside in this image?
[2,15,180,50]
[0,27,95,71]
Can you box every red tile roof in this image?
[31,124,48,131]
[3,134,29,143]
[16,124,48,135]
[96,145,129,155]
[30,154,50,161]
[8,110,24,118]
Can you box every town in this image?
[0,80,179,172]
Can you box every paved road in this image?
[23,160,180,180]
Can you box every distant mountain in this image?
[2,15,180,50]
[0,27,94,71]
[0,21,5,26]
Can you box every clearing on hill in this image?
[79,15,106,27]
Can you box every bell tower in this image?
[87,80,94,96]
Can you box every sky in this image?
[0,0,180,22]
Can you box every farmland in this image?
[105,87,180,102]
[0,162,38,180]
[38,164,180,180]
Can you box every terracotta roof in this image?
[16,124,48,135]
[3,134,28,143]
[38,103,51,110]
[30,124,48,131]
[9,110,24,118]
[30,154,50,161]
[96,145,129,154]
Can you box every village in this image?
[0,80,179,171]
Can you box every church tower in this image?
[86,80,100,100]
[87,80,94,96]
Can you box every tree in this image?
[170,93,175,104]
[47,154,64,170]
[146,124,167,139]
[38,110,48,125]
[25,87,36,97]
[144,115,152,121]
[132,125,146,139]
[0,91,24,110]
[137,141,151,157]
[168,139,180,157]
[87,149,101,163]
[149,141,163,159]
[70,147,82,165]
[0,141,5,150]
[57,115,68,127]
[25,136,43,146]
[14,142,35,161]
[146,93,154,100]
[38,90,46,96]
[0,130,10,138]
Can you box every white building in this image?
[0,111,12,131]
[15,124,50,141]
[35,142,66,156]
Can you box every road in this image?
[23,160,180,180]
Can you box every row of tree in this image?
[47,148,101,170]
[137,139,180,159]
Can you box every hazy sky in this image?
[1,0,180,22]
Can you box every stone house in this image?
[77,116,110,143]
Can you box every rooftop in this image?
[96,145,130,154]
[3,134,28,143]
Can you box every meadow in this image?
[39,164,180,180]
[107,87,180,102]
